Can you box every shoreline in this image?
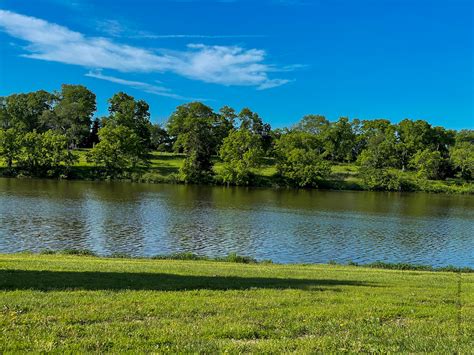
[5,250,473,273]
[1,173,473,195]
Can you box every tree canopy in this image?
[1,85,472,189]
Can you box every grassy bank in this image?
[1,254,472,352]
[3,150,472,194]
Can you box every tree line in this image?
[0,85,473,189]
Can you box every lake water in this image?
[0,178,472,267]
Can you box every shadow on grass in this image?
[0,270,374,291]
[150,153,185,161]
[148,165,180,175]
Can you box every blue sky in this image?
[0,0,472,129]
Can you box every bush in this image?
[60,249,96,256]
[216,252,258,264]
[152,252,209,261]
[410,149,443,180]
[86,125,148,176]
[218,129,263,186]
[275,132,331,187]
[18,130,77,177]
[359,167,415,191]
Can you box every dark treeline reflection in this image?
[0,179,473,267]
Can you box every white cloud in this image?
[85,70,197,100]
[133,33,267,39]
[0,9,292,90]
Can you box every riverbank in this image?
[1,254,472,352]
[1,151,473,194]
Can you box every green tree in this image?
[41,85,96,147]
[359,167,404,191]
[238,108,272,153]
[357,125,398,169]
[275,131,330,187]
[0,128,22,169]
[455,130,474,144]
[396,119,438,170]
[294,114,330,135]
[325,117,356,162]
[450,142,474,180]
[293,114,329,155]
[19,130,76,176]
[3,91,56,131]
[410,149,443,180]
[0,97,9,129]
[167,102,219,183]
[86,125,146,175]
[218,129,263,185]
[107,92,151,148]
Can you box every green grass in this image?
[1,254,473,352]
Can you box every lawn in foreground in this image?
[0,254,472,352]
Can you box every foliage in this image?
[325,117,356,161]
[1,85,473,192]
[18,130,77,176]
[238,108,272,152]
[409,149,443,180]
[0,128,22,169]
[450,142,474,180]
[359,167,405,191]
[275,131,331,187]
[2,90,55,131]
[41,85,96,147]
[86,125,147,175]
[218,129,263,185]
[168,102,220,183]
[357,125,398,169]
[107,92,152,148]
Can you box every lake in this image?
[0,178,472,267]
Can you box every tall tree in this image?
[168,102,217,182]
[294,114,330,135]
[325,117,356,162]
[238,108,272,153]
[86,125,146,175]
[218,129,263,185]
[275,131,330,187]
[293,114,329,155]
[107,92,151,148]
[0,128,22,169]
[42,85,96,147]
[19,130,76,176]
[396,119,435,170]
[357,125,398,169]
[410,149,443,180]
[450,142,474,180]
[3,91,55,131]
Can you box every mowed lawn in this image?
[0,254,472,352]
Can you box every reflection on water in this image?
[0,179,473,267]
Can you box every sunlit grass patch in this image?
[0,254,472,352]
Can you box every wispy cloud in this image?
[85,70,197,100]
[133,33,267,39]
[0,9,292,90]
[95,19,266,39]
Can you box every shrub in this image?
[60,249,96,256]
